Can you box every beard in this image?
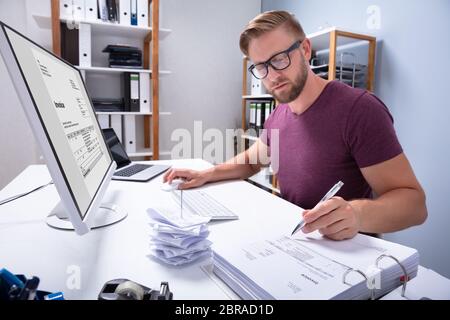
[268,56,309,104]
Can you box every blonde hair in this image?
[239,10,306,56]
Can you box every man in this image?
[163,10,427,240]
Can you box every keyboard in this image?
[114,164,152,177]
[172,190,238,220]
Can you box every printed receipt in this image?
[32,48,103,178]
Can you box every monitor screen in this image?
[102,128,131,169]
[0,22,126,234]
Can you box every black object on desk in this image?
[98,279,173,300]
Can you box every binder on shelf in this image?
[137,0,149,27]
[255,103,262,135]
[139,72,151,113]
[250,77,266,96]
[97,114,110,129]
[98,0,108,21]
[60,0,73,20]
[119,0,131,26]
[270,100,276,113]
[106,0,118,22]
[60,22,91,67]
[72,0,85,21]
[110,114,123,143]
[84,0,98,21]
[249,102,256,129]
[93,98,125,112]
[264,101,271,126]
[123,115,137,153]
[130,0,138,26]
[78,23,91,67]
[124,73,140,112]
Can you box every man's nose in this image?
[266,66,283,82]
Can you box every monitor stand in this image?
[46,201,128,231]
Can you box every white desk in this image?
[0,159,302,300]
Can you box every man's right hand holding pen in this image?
[292,181,363,241]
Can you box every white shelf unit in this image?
[240,134,258,142]
[95,111,172,116]
[33,14,171,39]
[242,94,273,99]
[77,66,171,75]
[48,0,170,159]
[128,149,172,158]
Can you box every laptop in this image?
[102,128,170,182]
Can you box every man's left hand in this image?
[301,197,361,240]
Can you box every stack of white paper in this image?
[147,207,212,266]
[213,232,419,300]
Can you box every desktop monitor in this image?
[0,21,127,235]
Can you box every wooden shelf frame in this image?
[309,28,377,92]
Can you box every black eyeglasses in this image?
[248,40,302,80]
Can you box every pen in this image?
[290,181,344,236]
[180,190,183,218]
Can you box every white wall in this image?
[0,0,45,189]
[158,0,261,160]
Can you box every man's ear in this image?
[302,38,312,61]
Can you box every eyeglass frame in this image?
[248,40,303,80]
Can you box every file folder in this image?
[264,102,271,124]
[119,0,131,26]
[60,0,73,20]
[78,23,91,67]
[124,73,140,112]
[256,103,262,133]
[98,0,108,21]
[130,0,138,26]
[249,102,256,129]
[137,0,149,27]
[139,73,151,113]
[60,22,91,67]
[97,114,110,129]
[72,0,85,21]
[106,0,118,22]
[110,115,123,143]
[123,115,137,153]
[84,0,98,21]
[251,77,266,96]
[213,233,419,300]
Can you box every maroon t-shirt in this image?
[262,81,403,209]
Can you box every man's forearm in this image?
[201,140,267,184]
[351,188,427,234]
[202,160,261,184]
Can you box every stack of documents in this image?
[147,207,212,266]
[213,232,419,300]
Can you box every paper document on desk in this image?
[147,207,212,266]
[148,206,210,228]
[213,233,419,300]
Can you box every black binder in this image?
[106,0,118,22]
[60,22,79,66]
[123,72,140,112]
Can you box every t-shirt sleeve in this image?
[345,92,403,168]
